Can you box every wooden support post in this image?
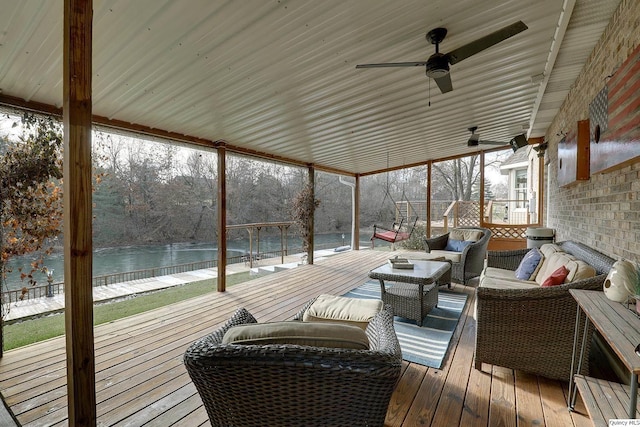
[479,151,485,226]
[63,0,96,425]
[279,226,285,263]
[217,147,226,292]
[354,175,360,250]
[307,165,315,265]
[538,148,545,225]
[246,228,253,268]
[426,162,432,238]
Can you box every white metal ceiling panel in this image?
[0,0,622,174]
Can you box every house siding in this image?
[545,0,640,260]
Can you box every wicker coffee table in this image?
[369,260,451,326]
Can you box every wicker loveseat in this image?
[474,240,615,380]
[184,300,402,427]
[423,226,492,285]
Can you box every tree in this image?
[432,151,510,202]
[290,183,320,253]
[0,116,63,355]
[433,155,480,201]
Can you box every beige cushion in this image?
[449,229,466,241]
[539,243,562,259]
[430,249,462,263]
[535,252,578,285]
[479,276,539,290]
[302,294,383,330]
[450,228,484,242]
[222,321,369,349]
[570,260,596,282]
[482,266,521,281]
[397,251,446,262]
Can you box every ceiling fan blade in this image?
[433,73,453,93]
[355,61,427,68]
[446,21,528,65]
[478,140,509,146]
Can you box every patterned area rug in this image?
[343,280,467,369]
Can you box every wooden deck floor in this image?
[0,250,594,426]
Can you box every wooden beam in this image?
[479,151,486,226]
[354,175,360,250]
[307,166,315,265]
[217,147,227,292]
[426,162,432,237]
[538,147,545,225]
[63,0,96,425]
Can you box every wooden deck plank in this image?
[537,377,580,427]
[459,288,491,427]
[385,363,428,426]
[429,287,476,427]
[460,361,492,427]
[514,371,545,426]
[489,366,517,427]
[0,250,594,426]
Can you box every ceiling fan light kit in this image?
[467,126,480,146]
[425,55,450,78]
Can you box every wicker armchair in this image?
[474,240,615,380]
[423,227,491,285]
[184,302,402,427]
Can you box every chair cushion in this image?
[541,265,570,287]
[570,260,597,282]
[302,294,383,330]
[374,230,398,242]
[539,243,562,258]
[482,267,520,281]
[535,252,577,285]
[430,249,462,263]
[450,228,484,242]
[222,321,369,349]
[479,275,539,290]
[514,248,544,280]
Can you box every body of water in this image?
[2,233,352,291]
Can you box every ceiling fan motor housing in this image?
[425,54,450,78]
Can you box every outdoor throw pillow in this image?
[541,265,569,287]
[445,239,473,252]
[302,294,383,330]
[514,248,543,280]
[222,321,369,349]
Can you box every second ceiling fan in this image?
[356,21,528,94]
[466,126,508,147]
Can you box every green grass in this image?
[3,272,252,350]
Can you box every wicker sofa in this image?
[184,301,402,427]
[474,240,615,380]
[423,226,492,285]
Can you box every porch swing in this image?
[370,168,419,249]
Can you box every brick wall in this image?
[545,0,640,260]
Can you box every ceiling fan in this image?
[355,21,528,94]
[466,126,508,147]
[467,126,530,152]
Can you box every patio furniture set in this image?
[184,228,617,425]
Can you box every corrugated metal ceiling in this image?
[0,0,622,175]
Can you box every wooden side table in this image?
[569,289,640,425]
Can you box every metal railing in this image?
[2,259,219,303]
